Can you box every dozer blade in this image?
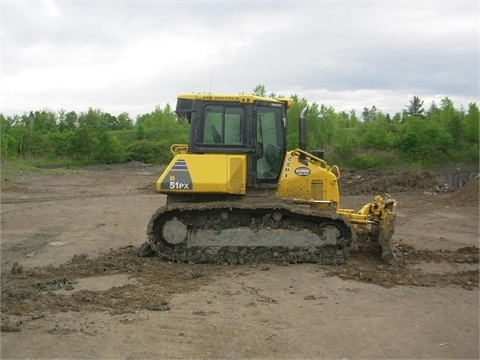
[373,194,398,266]
[377,211,398,266]
[348,193,399,266]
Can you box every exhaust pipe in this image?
[299,106,308,151]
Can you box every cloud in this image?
[43,0,61,19]
[1,1,478,117]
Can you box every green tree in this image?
[439,97,463,147]
[463,103,479,143]
[285,95,307,149]
[72,108,116,161]
[252,84,267,97]
[362,106,378,122]
[117,112,134,130]
[397,116,453,163]
[336,111,349,128]
[45,131,76,158]
[1,96,477,168]
[316,104,337,147]
[0,115,18,158]
[102,112,119,130]
[136,123,146,140]
[95,131,122,163]
[405,96,425,118]
[58,111,79,131]
[349,110,360,128]
[136,105,176,130]
[31,110,57,133]
[335,130,359,164]
[360,117,395,151]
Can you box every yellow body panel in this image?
[277,149,340,209]
[157,153,247,194]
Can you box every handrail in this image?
[290,148,340,180]
[331,165,341,180]
[170,144,189,155]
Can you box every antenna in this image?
[209,70,213,94]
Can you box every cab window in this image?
[202,106,243,145]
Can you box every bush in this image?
[355,153,383,170]
[125,140,172,164]
[95,132,123,164]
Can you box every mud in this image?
[1,246,211,315]
[1,162,478,359]
[2,242,478,321]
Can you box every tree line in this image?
[1,88,478,170]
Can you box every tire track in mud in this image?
[321,243,479,289]
[1,192,153,205]
[0,246,223,317]
[1,244,478,323]
[1,181,157,204]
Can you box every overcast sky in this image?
[1,0,478,118]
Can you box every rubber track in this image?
[146,201,357,265]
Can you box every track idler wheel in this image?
[162,217,188,245]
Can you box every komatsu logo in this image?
[161,159,193,190]
[294,167,311,176]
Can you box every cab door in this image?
[253,103,287,184]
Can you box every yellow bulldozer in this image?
[143,94,398,266]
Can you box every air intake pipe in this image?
[299,106,309,151]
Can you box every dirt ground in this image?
[1,162,478,359]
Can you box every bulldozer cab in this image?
[176,94,291,186]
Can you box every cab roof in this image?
[178,93,294,108]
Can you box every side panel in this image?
[276,151,340,206]
[156,154,247,195]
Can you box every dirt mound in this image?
[449,175,479,205]
[340,169,442,195]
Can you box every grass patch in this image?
[0,158,81,180]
